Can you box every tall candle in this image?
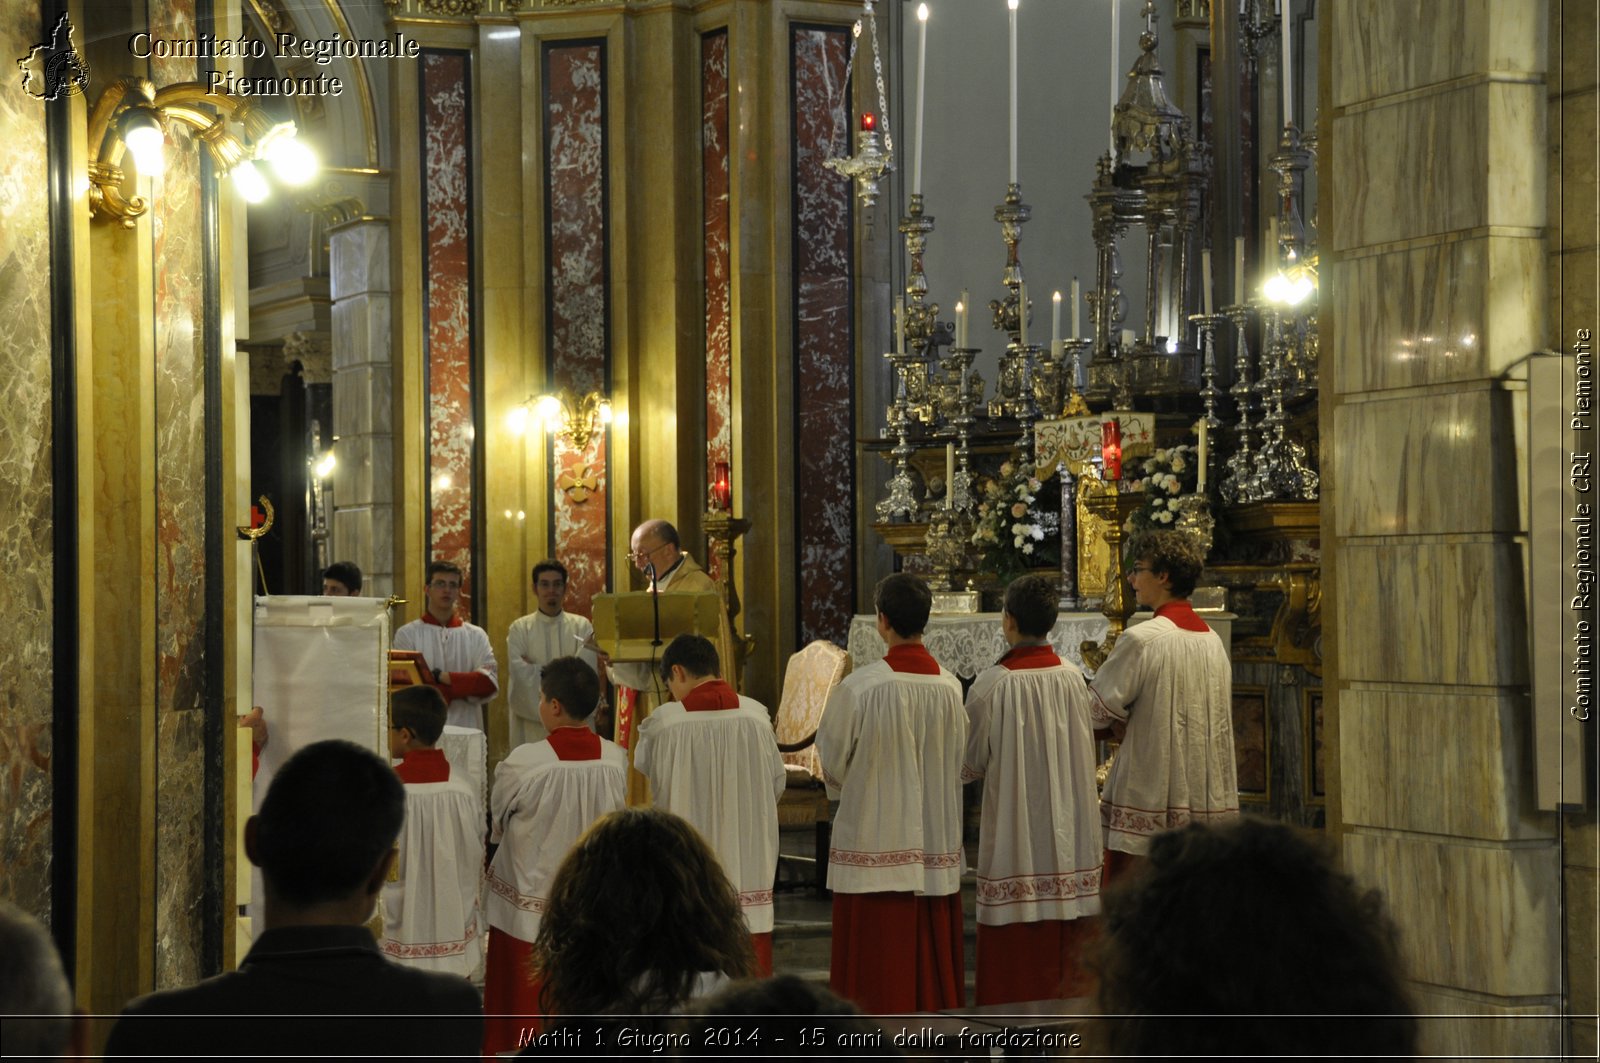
[1071,277,1081,336]
[1051,290,1062,346]
[1201,248,1214,315]
[1008,0,1019,184]
[914,3,929,195]
[945,443,955,509]
[895,298,905,354]
[1281,0,1293,128]
[1233,236,1245,299]
[1268,217,1280,263]
[956,291,968,348]
[1196,418,1208,494]
[1109,0,1121,155]
[1017,283,1027,346]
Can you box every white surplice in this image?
[484,731,628,943]
[962,651,1103,926]
[379,777,485,976]
[392,617,499,732]
[1089,610,1239,855]
[505,610,597,746]
[815,654,967,896]
[633,690,786,933]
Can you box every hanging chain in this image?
[864,0,892,156]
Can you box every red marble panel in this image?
[702,30,731,579]
[544,42,609,614]
[792,26,855,648]
[422,52,477,614]
[149,0,208,989]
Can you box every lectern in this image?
[590,590,724,664]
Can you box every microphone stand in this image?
[647,561,664,699]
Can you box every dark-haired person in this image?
[634,634,785,974]
[393,559,499,732]
[506,559,600,747]
[0,900,86,1059]
[963,572,1102,1004]
[379,685,484,978]
[530,807,756,1022]
[482,657,627,1057]
[685,974,895,1058]
[816,572,967,1014]
[1095,817,1417,1060]
[1089,530,1237,885]
[105,741,482,1058]
[321,560,363,596]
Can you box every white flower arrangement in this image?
[972,459,1058,580]
[1124,444,1200,534]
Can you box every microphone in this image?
[646,560,663,652]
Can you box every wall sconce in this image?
[508,388,612,451]
[87,76,320,227]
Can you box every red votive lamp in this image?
[711,461,732,511]
[860,111,877,132]
[1101,420,1123,481]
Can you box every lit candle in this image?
[1017,282,1028,346]
[955,293,968,348]
[713,460,732,510]
[1008,0,1019,184]
[1281,0,1293,128]
[1233,236,1245,299]
[1109,0,1120,155]
[1051,290,1062,347]
[1071,277,1081,337]
[1196,419,1209,494]
[914,3,929,195]
[945,443,955,509]
[1101,419,1122,480]
[1201,248,1214,315]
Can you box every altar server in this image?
[963,573,1103,1004]
[393,560,499,731]
[505,559,600,747]
[633,634,786,974]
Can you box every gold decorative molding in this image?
[1231,500,1321,541]
[556,464,600,503]
[872,521,931,559]
[1078,475,1146,670]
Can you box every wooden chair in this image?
[772,640,850,893]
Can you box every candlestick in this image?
[1018,282,1027,346]
[1109,0,1120,155]
[1051,290,1062,346]
[945,443,955,509]
[1233,236,1245,298]
[1196,418,1208,494]
[914,3,929,195]
[1071,277,1081,336]
[1008,0,1019,185]
[1281,0,1293,128]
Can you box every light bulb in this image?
[231,160,270,203]
[121,107,166,176]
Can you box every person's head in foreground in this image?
[247,739,406,928]
[389,684,448,758]
[540,655,601,729]
[1002,572,1059,642]
[874,572,932,640]
[0,901,83,1058]
[532,807,754,1017]
[1125,529,1206,609]
[659,633,721,697]
[684,974,898,1057]
[1094,817,1417,1060]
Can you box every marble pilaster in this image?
[329,221,395,599]
[0,1,55,928]
[1323,2,1564,1049]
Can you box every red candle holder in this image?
[1101,420,1123,481]
[711,461,732,511]
[860,111,877,131]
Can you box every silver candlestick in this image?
[1218,301,1259,504]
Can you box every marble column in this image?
[330,220,395,599]
[1323,2,1562,1054]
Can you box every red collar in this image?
[395,748,451,784]
[999,643,1062,670]
[682,679,741,712]
[1155,600,1210,632]
[548,725,601,761]
[884,643,941,675]
[421,611,463,628]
